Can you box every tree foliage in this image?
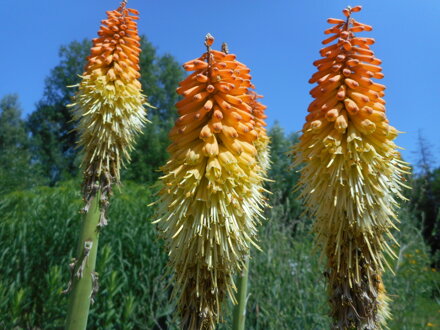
[0,94,43,194]
[27,39,92,184]
[410,132,440,266]
[122,40,185,184]
[265,122,302,227]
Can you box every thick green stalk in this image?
[232,256,249,330]
[66,193,101,330]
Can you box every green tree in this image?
[266,122,302,228]
[27,39,91,184]
[123,40,185,184]
[410,132,440,266]
[0,94,43,194]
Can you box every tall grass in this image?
[0,182,175,329]
[0,182,438,328]
[385,211,440,329]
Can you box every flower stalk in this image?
[293,5,408,329]
[65,193,100,329]
[232,255,249,330]
[65,2,147,329]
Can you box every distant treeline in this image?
[0,38,438,265]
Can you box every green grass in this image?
[0,182,175,329]
[0,182,438,329]
[385,211,440,329]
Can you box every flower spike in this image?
[65,2,148,328]
[154,34,269,329]
[70,2,149,218]
[293,6,409,329]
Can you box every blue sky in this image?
[1,0,439,166]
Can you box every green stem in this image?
[65,192,101,330]
[232,255,250,330]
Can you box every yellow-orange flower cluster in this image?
[154,35,269,329]
[293,6,408,329]
[70,2,148,221]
